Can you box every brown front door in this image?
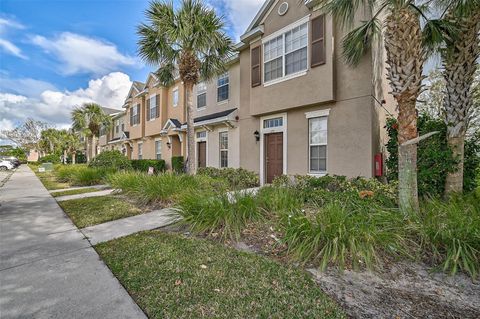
[265,132,283,183]
[197,141,206,168]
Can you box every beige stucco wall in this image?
[192,62,240,116]
[144,82,167,137]
[194,125,240,169]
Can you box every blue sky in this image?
[0,0,264,142]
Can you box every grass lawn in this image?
[95,230,346,319]
[58,195,143,228]
[37,172,70,190]
[52,187,100,197]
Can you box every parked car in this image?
[0,156,20,168]
[0,160,14,171]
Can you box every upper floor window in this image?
[264,22,308,83]
[130,104,140,126]
[173,88,179,107]
[197,82,206,109]
[99,126,106,136]
[148,95,158,120]
[115,120,120,133]
[217,73,229,102]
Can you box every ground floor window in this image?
[309,117,327,173]
[219,131,228,168]
[138,143,143,160]
[155,140,162,160]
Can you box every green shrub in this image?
[55,165,111,186]
[171,156,184,173]
[131,159,166,173]
[177,191,261,240]
[89,150,131,170]
[197,167,260,190]
[107,171,227,204]
[385,114,480,196]
[39,154,61,164]
[255,185,305,214]
[280,202,412,271]
[415,193,480,279]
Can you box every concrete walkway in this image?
[82,208,180,245]
[49,184,109,194]
[55,189,115,202]
[0,166,146,319]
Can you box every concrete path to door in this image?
[0,166,146,319]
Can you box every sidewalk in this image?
[0,166,146,319]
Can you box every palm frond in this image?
[155,62,176,86]
[422,18,458,56]
[342,18,380,66]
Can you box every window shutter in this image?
[146,98,150,121]
[251,46,261,87]
[130,107,133,126]
[155,94,160,118]
[311,15,326,68]
[136,105,140,124]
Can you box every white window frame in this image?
[155,138,162,160]
[137,142,143,160]
[217,73,229,103]
[172,87,179,107]
[197,82,207,110]
[149,94,157,121]
[306,109,330,176]
[131,104,140,126]
[115,119,120,133]
[262,15,310,87]
[219,130,228,168]
[259,112,287,185]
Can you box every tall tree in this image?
[71,103,111,162]
[137,0,233,174]
[313,0,449,212]
[0,118,50,152]
[440,1,480,194]
[39,128,63,155]
[62,131,83,164]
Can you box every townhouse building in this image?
[98,0,394,184]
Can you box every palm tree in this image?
[71,103,112,162]
[39,128,62,155]
[62,130,83,164]
[137,0,233,174]
[313,0,450,213]
[440,1,480,195]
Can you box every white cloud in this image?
[207,0,264,41]
[0,17,27,59]
[0,74,57,97]
[0,72,131,134]
[31,32,137,75]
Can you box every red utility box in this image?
[374,153,383,177]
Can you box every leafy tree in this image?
[39,128,64,155]
[312,0,450,213]
[439,1,480,194]
[0,118,51,152]
[71,103,112,162]
[137,0,233,174]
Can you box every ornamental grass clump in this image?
[415,193,480,279]
[55,164,111,186]
[107,171,228,205]
[177,191,261,240]
[280,202,412,271]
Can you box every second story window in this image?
[115,120,120,133]
[217,73,229,102]
[99,126,106,136]
[148,95,158,120]
[173,88,179,107]
[130,104,140,126]
[197,82,206,109]
[264,22,308,83]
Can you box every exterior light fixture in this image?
[166,142,172,149]
[254,130,260,142]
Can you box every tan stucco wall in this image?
[166,80,185,122]
[192,62,240,116]
[126,95,145,140]
[194,125,240,169]
[144,84,167,137]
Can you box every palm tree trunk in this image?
[185,82,196,175]
[93,135,98,159]
[385,9,424,213]
[72,152,76,165]
[87,136,93,162]
[442,12,480,195]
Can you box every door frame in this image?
[195,130,208,169]
[259,113,287,185]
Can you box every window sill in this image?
[217,99,229,105]
[308,172,327,177]
[264,70,307,87]
[197,107,206,112]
